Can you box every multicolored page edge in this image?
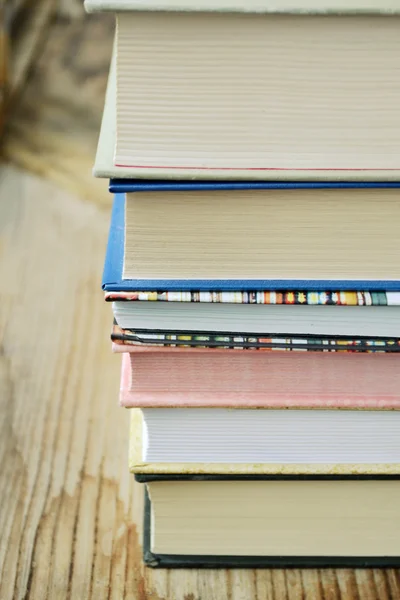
[106,290,400,305]
[111,322,400,352]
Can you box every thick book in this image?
[129,408,400,475]
[122,185,400,282]
[103,193,400,291]
[119,350,400,409]
[93,48,400,182]
[88,4,400,180]
[140,478,400,567]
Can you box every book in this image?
[93,48,400,182]
[109,286,400,341]
[112,324,400,352]
[87,2,400,179]
[123,186,400,282]
[119,349,400,409]
[112,300,400,338]
[103,193,400,291]
[141,478,400,567]
[129,408,400,475]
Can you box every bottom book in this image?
[140,475,400,568]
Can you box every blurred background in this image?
[1,0,113,205]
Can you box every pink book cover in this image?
[118,349,400,410]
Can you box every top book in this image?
[89,2,400,180]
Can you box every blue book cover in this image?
[102,188,400,292]
[109,179,400,194]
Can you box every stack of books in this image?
[86,0,400,567]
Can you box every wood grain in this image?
[0,164,400,599]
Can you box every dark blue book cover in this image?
[109,179,400,194]
[102,187,400,292]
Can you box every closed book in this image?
[129,408,400,475]
[119,350,400,409]
[111,323,400,353]
[88,5,400,180]
[141,478,400,567]
[112,300,400,338]
[103,192,400,291]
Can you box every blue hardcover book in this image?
[103,184,400,292]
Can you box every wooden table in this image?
[0,5,399,599]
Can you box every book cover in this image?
[109,179,400,193]
[142,488,400,569]
[136,473,400,482]
[119,350,400,409]
[103,194,400,291]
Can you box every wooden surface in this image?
[1,171,400,600]
[1,3,400,598]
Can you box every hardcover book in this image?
[129,408,400,475]
[111,323,400,352]
[119,350,400,409]
[103,193,400,291]
[112,301,400,338]
[141,479,400,567]
[89,5,400,180]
